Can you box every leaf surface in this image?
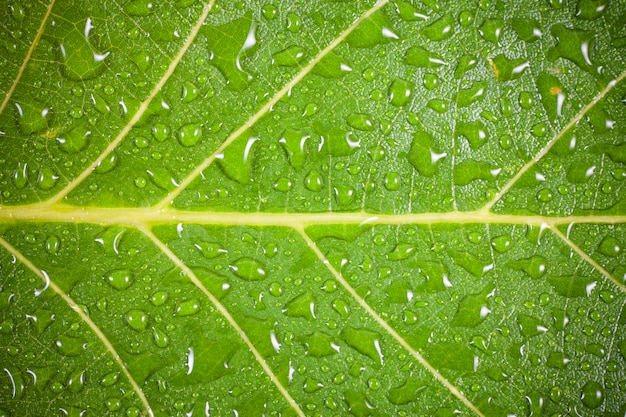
[0,0,625,416]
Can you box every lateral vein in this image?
[44,0,216,205]
[154,0,391,209]
[482,70,626,212]
[297,228,486,417]
[138,226,306,417]
[0,237,155,417]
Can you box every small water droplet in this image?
[272,45,306,67]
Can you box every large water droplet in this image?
[388,78,412,107]
[125,309,148,331]
[580,381,604,408]
[104,269,133,290]
[230,257,266,281]
[347,10,399,48]
[202,12,257,91]
[454,161,499,185]
[284,292,317,321]
[272,45,306,67]
[422,13,454,41]
[340,327,384,365]
[177,123,202,147]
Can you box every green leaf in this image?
[0,0,625,416]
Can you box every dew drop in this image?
[422,13,454,41]
[175,299,201,316]
[125,309,148,332]
[36,166,58,190]
[388,78,412,107]
[272,45,306,67]
[177,123,202,147]
[230,257,266,281]
[581,381,604,409]
[104,269,133,290]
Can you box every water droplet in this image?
[55,18,110,81]
[152,327,169,348]
[454,161,499,185]
[94,152,118,174]
[511,18,542,42]
[451,283,495,327]
[490,54,529,81]
[454,54,478,79]
[272,45,306,67]
[177,123,202,147]
[45,235,60,254]
[455,120,488,149]
[181,81,199,103]
[12,162,28,189]
[67,369,85,393]
[152,123,170,142]
[387,243,415,261]
[491,235,512,253]
[598,236,622,257]
[56,124,91,153]
[304,170,323,191]
[278,127,309,168]
[54,335,85,356]
[405,46,446,68]
[458,10,474,26]
[303,378,323,393]
[100,371,119,387]
[547,24,605,82]
[388,78,412,106]
[36,166,58,190]
[14,99,51,134]
[478,18,504,44]
[202,13,257,91]
[230,257,266,281]
[581,381,604,408]
[333,185,355,206]
[508,255,547,279]
[126,309,148,332]
[302,331,338,357]
[422,13,454,41]
[537,73,566,122]
[273,177,292,192]
[457,81,486,107]
[346,113,374,132]
[576,0,607,20]
[516,313,547,337]
[175,299,201,316]
[216,132,259,183]
[104,269,133,290]
[124,0,154,16]
[384,172,400,191]
[147,166,179,190]
[427,99,448,113]
[286,12,302,32]
[332,298,351,318]
[394,1,429,21]
[340,327,383,365]
[347,10,398,48]
[312,52,352,79]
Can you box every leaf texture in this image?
[0,0,625,416]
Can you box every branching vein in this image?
[153,0,391,209]
[43,0,216,205]
[482,70,626,212]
